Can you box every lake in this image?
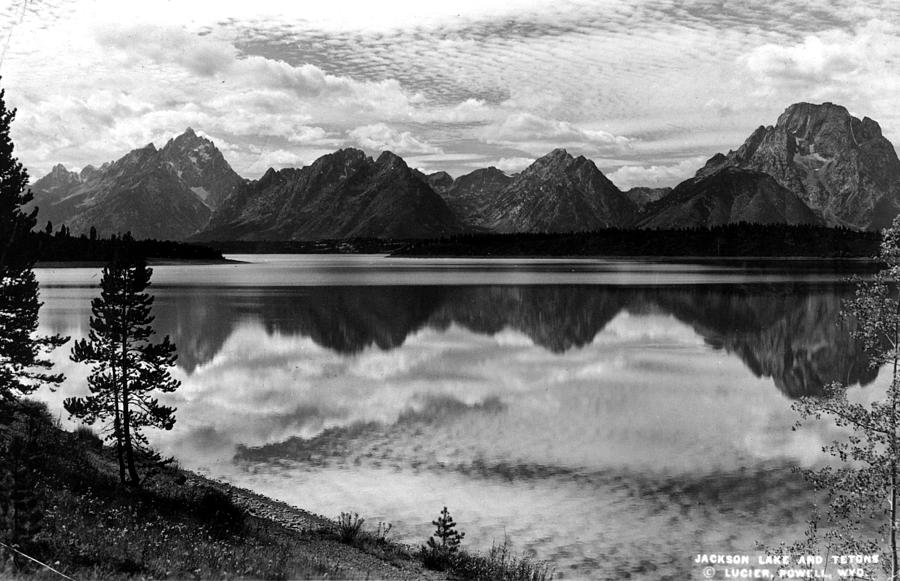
[32,255,886,579]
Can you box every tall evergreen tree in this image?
[64,252,180,486]
[0,80,66,402]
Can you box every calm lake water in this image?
[32,255,887,579]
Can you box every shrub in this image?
[337,511,365,544]
[195,487,244,530]
[374,521,392,543]
[452,537,555,581]
[73,425,103,450]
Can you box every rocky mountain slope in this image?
[477,149,637,233]
[199,148,463,240]
[637,167,821,229]
[624,186,671,210]
[157,128,245,210]
[433,167,512,229]
[29,101,900,241]
[28,129,242,239]
[29,144,211,240]
[696,102,900,230]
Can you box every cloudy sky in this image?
[1,0,899,188]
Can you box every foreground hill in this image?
[0,400,453,580]
[198,148,463,241]
[696,102,900,230]
[28,129,242,240]
[1,399,550,580]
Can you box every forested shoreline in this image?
[392,223,882,259]
[31,227,226,263]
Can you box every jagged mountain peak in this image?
[30,163,81,198]
[694,101,900,229]
[320,147,369,165]
[429,170,452,180]
[155,128,244,210]
[162,128,217,157]
[531,148,574,167]
[375,150,408,170]
[199,148,462,241]
[777,101,851,127]
[115,143,158,168]
[79,165,99,181]
[478,148,634,233]
[28,128,248,238]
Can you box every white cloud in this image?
[493,157,533,174]
[744,35,861,86]
[741,19,900,99]
[606,156,707,190]
[484,113,630,149]
[348,123,442,155]
[411,99,497,124]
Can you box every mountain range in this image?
[27,128,243,240]
[27,102,900,240]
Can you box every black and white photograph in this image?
[2,1,900,579]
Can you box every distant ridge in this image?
[28,101,900,241]
[475,149,637,233]
[29,128,243,240]
[198,148,463,241]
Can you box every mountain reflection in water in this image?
[36,273,879,579]
[141,284,873,398]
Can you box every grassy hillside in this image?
[0,400,552,580]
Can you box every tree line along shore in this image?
[32,222,886,264]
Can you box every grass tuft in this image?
[336,512,365,544]
[73,425,103,450]
[450,537,555,581]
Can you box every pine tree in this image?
[781,215,900,578]
[0,80,67,402]
[64,252,180,486]
[423,506,465,570]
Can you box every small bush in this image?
[195,486,244,529]
[374,521,392,543]
[73,425,103,450]
[337,511,365,544]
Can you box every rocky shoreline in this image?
[183,471,452,580]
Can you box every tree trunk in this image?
[122,385,139,486]
[111,366,125,484]
[120,267,140,487]
[891,292,900,580]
